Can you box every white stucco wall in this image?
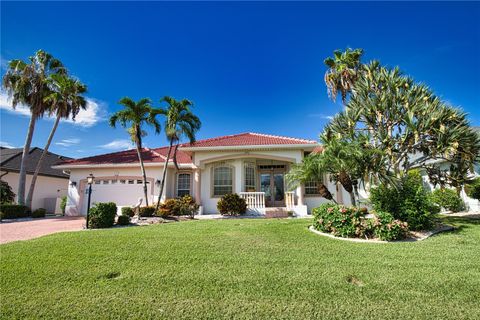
[1,171,68,212]
[65,165,182,216]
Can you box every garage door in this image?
[82,178,152,214]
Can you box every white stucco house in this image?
[54,132,353,217]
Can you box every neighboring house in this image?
[54,132,353,216]
[0,147,71,212]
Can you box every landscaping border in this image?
[308,224,455,243]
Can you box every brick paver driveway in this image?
[0,217,85,244]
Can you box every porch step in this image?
[265,207,290,218]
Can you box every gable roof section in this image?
[57,147,192,167]
[0,147,71,179]
[180,132,317,149]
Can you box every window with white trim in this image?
[213,164,233,196]
[177,173,191,197]
[244,162,256,191]
[305,180,321,195]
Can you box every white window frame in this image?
[177,173,191,197]
[244,161,256,192]
[305,177,324,196]
[211,163,234,197]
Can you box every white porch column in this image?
[234,160,242,193]
[297,184,305,206]
[194,169,201,205]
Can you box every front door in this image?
[260,172,285,207]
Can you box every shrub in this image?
[0,204,30,219]
[117,215,130,225]
[466,177,480,201]
[430,188,465,212]
[88,202,117,228]
[312,203,374,238]
[370,170,435,230]
[158,198,181,217]
[372,211,408,241]
[121,206,135,217]
[176,195,200,218]
[139,206,156,217]
[217,193,247,216]
[0,180,15,204]
[60,196,67,214]
[312,203,409,241]
[32,208,47,218]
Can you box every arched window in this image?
[213,164,233,196]
[177,173,191,197]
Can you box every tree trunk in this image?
[26,115,61,209]
[136,144,149,207]
[17,115,37,206]
[318,183,337,204]
[349,191,356,207]
[155,139,174,210]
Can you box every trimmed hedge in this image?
[0,204,30,220]
[467,177,480,201]
[121,207,135,217]
[32,208,47,218]
[157,196,200,218]
[139,206,156,217]
[88,202,117,229]
[117,215,131,225]
[217,193,247,216]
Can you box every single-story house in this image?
[0,147,70,213]
[54,132,353,216]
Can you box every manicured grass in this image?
[1,217,479,319]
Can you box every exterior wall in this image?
[65,165,180,216]
[1,171,68,212]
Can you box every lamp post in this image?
[86,174,95,229]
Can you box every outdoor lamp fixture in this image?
[86,174,95,229]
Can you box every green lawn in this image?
[1,217,479,319]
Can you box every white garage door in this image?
[82,178,152,214]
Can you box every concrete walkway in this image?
[0,216,85,244]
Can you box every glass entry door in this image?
[260,172,285,207]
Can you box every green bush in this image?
[139,206,156,217]
[430,188,465,212]
[312,203,408,241]
[217,193,247,216]
[32,208,47,218]
[370,170,435,230]
[372,211,409,241]
[466,177,480,201]
[117,215,131,225]
[176,195,200,218]
[158,198,181,217]
[0,180,15,204]
[0,204,30,219]
[121,207,135,217]
[88,202,117,228]
[60,196,67,214]
[312,203,374,238]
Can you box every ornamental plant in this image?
[217,193,247,216]
[430,188,465,212]
[88,202,117,228]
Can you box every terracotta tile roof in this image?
[58,148,192,166]
[311,146,324,154]
[182,132,317,148]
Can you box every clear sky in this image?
[1,1,479,158]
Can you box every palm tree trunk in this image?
[349,191,356,207]
[17,115,37,206]
[26,115,60,209]
[135,144,149,207]
[156,139,174,210]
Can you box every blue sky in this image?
[1,1,479,158]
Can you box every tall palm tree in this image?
[324,48,364,103]
[109,97,161,206]
[2,50,66,206]
[25,74,87,209]
[155,96,201,210]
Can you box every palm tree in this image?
[25,74,87,209]
[155,96,201,210]
[285,154,336,203]
[2,50,66,206]
[109,97,161,206]
[324,48,364,103]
